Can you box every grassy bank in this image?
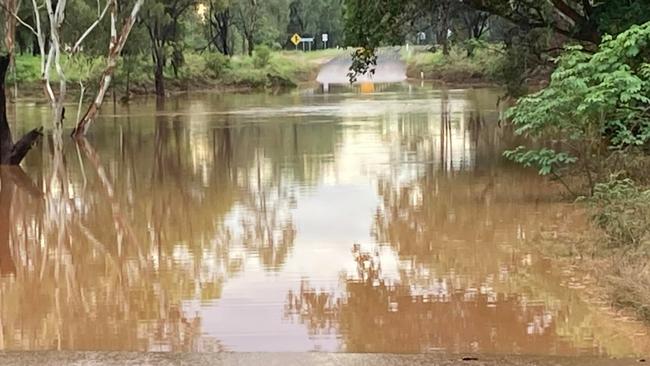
[7,48,346,100]
[585,179,650,321]
[402,43,507,84]
[402,43,554,94]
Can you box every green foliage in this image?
[64,54,105,84]
[8,56,41,83]
[347,48,376,82]
[300,0,344,48]
[504,147,577,176]
[593,1,650,36]
[115,54,152,84]
[253,45,272,68]
[489,27,554,96]
[204,52,230,77]
[505,22,650,193]
[10,49,335,95]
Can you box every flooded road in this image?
[2,84,650,356]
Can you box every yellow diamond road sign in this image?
[291,33,302,46]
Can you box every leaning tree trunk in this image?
[71,0,144,137]
[0,55,42,165]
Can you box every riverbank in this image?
[402,44,551,91]
[0,352,641,366]
[7,48,346,101]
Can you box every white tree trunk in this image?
[45,0,68,126]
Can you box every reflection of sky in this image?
[181,93,465,350]
[179,89,503,351]
[190,161,399,351]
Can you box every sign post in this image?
[291,34,315,52]
[290,33,302,50]
[301,37,314,51]
[322,33,328,49]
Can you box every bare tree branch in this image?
[72,0,115,53]
[72,0,145,137]
[0,1,39,37]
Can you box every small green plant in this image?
[253,45,272,69]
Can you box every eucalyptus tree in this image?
[232,0,262,56]
[141,0,196,97]
[0,0,145,158]
[72,0,144,137]
[286,0,304,41]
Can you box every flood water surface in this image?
[2,85,650,356]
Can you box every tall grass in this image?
[580,178,650,321]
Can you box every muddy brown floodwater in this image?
[1,83,649,357]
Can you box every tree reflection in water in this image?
[282,89,599,355]
[0,97,315,350]
[0,92,348,351]
[1,88,647,355]
[0,131,211,351]
[285,244,588,355]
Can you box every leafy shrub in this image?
[253,45,272,68]
[177,52,206,80]
[205,52,230,78]
[115,54,152,84]
[505,21,650,195]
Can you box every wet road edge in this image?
[0,352,643,365]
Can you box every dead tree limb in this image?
[0,55,42,165]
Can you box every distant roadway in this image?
[316,48,407,85]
